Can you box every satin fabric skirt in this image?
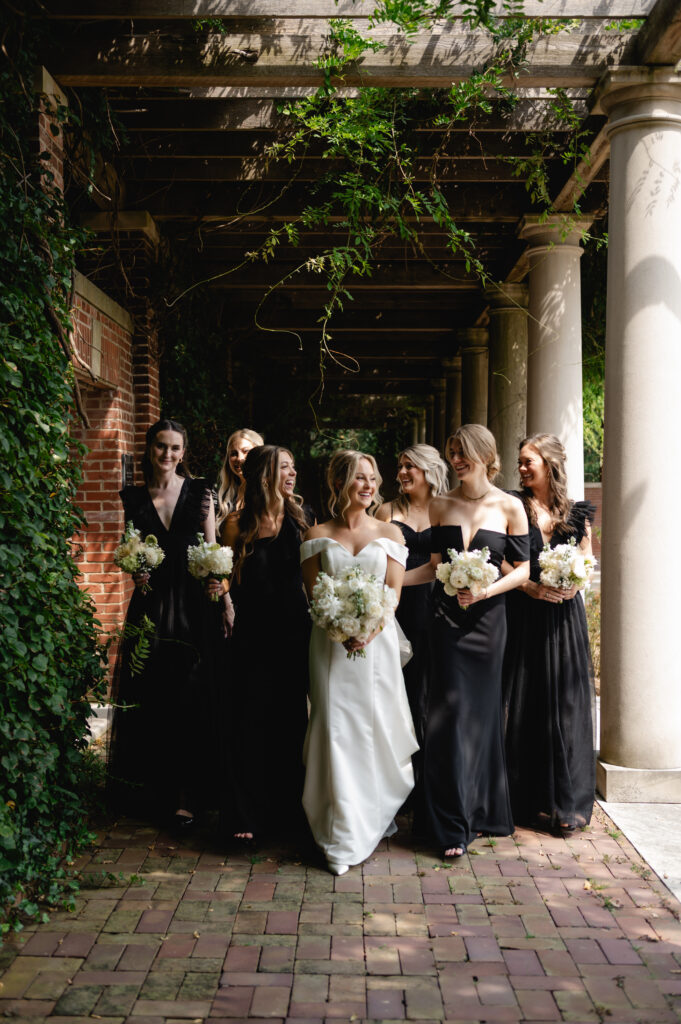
[303,619,418,866]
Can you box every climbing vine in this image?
[0,2,107,933]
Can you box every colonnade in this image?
[408,68,681,801]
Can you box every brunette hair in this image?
[447,423,501,482]
[518,433,573,535]
[232,445,308,582]
[141,419,191,484]
[216,428,264,529]
[326,449,383,520]
[393,444,449,514]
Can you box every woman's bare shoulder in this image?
[375,501,392,523]
[374,520,405,545]
[303,520,333,542]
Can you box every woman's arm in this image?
[457,495,530,607]
[384,554,406,604]
[301,552,322,601]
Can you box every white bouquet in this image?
[435,546,499,606]
[309,563,398,659]
[187,534,234,601]
[114,521,165,593]
[539,537,596,592]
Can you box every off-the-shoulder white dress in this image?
[300,536,418,869]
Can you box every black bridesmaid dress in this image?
[393,519,434,751]
[503,500,596,831]
[224,511,311,837]
[422,525,529,853]
[108,478,221,818]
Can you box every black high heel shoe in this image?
[173,811,195,833]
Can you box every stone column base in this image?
[597,759,681,802]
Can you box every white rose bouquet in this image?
[309,563,398,660]
[187,534,234,601]
[435,546,499,607]
[114,521,165,594]
[539,537,596,592]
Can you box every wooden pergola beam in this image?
[113,96,589,133]
[45,0,656,19]
[49,23,636,90]
[632,0,681,63]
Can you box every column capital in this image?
[456,327,488,352]
[518,215,592,251]
[483,281,528,313]
[593,68,681,135]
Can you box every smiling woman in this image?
[107,419,225,829]
[300,449,418,875]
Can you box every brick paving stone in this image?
[502,949,544,975]
[53,983,104,1015]
[266,911,299,934]
[367,985,405,1019]
[20,931,65,956]
[248,984,291,1018]
[515,987,562,1019]
[118,944,158,972]
[464,936,504,961]
[133,998,213,1017]
[139,972,184,1000]
[156,937,197,959]
[258,945,295,972]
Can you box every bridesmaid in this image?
[376,444,449,752]
[221,445,312,840]
[216,428,264,535]
[108,419,223,828]
[503,433,596,834]
[404,424,529,857]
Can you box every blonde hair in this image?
[518,433,572,535]
[216,428,264,528]
[394,444,449,514]
[326,450,383,520]
[448,424,501,482]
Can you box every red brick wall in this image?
[70,278,160,643]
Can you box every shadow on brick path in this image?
[1,806,680,1023]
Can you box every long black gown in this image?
[503,499,596,831]
[224,511,311,837]
[422,526,529,852]
[393,519,433,751]
[108,478,221,818]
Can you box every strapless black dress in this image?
[421,525,529,852]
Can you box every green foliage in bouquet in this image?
[0,4,107,934]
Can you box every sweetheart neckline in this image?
[306,536,403,558]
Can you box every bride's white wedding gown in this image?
[300,536,418,868]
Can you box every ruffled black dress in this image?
[503,499,596,831]
[421,526,530,852]
[224,511,311,837]
[108,478,221,818]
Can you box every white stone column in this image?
[519,216,590,500]
[432,377,447,455]
[594,69,681,801]
[443,356,462,441]
[485,283,529,488]
[458,328,489,426]
[410,416,419,446]
[418,407,427,444]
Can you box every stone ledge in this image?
[597,759,681,802]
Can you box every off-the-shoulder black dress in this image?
[421,526,529,852]
[503,499,596,831]
[108,478,221,818]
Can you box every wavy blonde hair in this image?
[326,449,383,520]
[394,444,449,514]
[232,445,308,583]
[216,428,264,528]
[448,424,501,482]
[518,433,573,535]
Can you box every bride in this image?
[300,450,418,876]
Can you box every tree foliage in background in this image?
[0,2,106,933]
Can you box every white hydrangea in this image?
[114,522,165,588]
[187,534,234,601]
[539,537,596,591]
[434,546,499,601]
[309,563,398,659]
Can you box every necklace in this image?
[460,487,492,502]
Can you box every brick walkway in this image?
[2,807,680,1023]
